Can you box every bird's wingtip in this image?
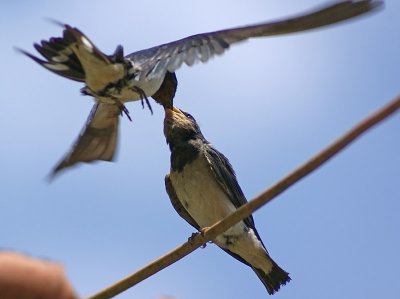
[43,17,66,28]
[14,47,46,64]
[13,46,29,55]
[45,172,57,184]
[45,162,66,183]
[368,0,385,10]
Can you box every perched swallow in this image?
[20,1,382,177]
[163,106,290,294]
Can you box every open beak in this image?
[165,106,186,120]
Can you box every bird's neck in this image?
[170,140,201,173]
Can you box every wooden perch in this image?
[88,94,400,299]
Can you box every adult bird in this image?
[20,1,382,177]
[163,106,290,294]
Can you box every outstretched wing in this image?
[49,102,121,179]
[128,0,382,80]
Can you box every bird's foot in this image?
[188,232,199,245]
[187,227,211,248]
[131,86,153,115]
[200,227,212,248]
[142,97,153,115]
[119,104,132,122]
[187,231,208,248]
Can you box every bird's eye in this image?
[183,112,194,120]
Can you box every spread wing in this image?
[165,174,200,230]
[128,0,382,80]
[49,102,121,179]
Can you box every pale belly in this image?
[170,155,240,229]
[94,76,165,104]
[76,50,164,104]
[169,155,272,272]
[74,43,165,104]
[121,76,164,103]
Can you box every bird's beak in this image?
[164,106,188,138]
[172,106,184,115]
[165,106,186,120]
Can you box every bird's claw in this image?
[188,232,200,245]
[187,227,211,248]
[119,104,132,121]
[131,86,153,115]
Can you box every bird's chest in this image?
[110,77,163,102]
[170,156,237,228]
[83,66,164,104]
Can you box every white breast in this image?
[123,76,164,102]
[170,155,243,231]
[170,155,272,273]
[94,75,165,104]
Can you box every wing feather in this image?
[49,102,120,179]
[127,1,381,79]
[203,144,256,229]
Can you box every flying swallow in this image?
[20,1,382,177]
[164,106,290,294]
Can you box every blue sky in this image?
[1,1,399,298]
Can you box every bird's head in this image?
[164,106,205,148]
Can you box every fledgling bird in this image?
[19,1,382,177]
[163,106,290,294]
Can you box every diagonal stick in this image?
[89,94,400,299]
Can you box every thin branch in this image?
[88,94,400,299]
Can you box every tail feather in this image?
[253,259,291,295]
[62,25,111,63]
[34,40,84,72]
[219,245,290,295]
[19,24,117,83]
[18,35,85,82]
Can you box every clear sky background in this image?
[1,1,399,298]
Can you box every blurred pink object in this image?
[0,251,77,299]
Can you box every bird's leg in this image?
[118,103,132,122]
[188,232,200,245]
[187,232,208,248]
[200,226,213,247]
[131,86,153,115]
[187,227,212,248]
[80,85,133,121]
